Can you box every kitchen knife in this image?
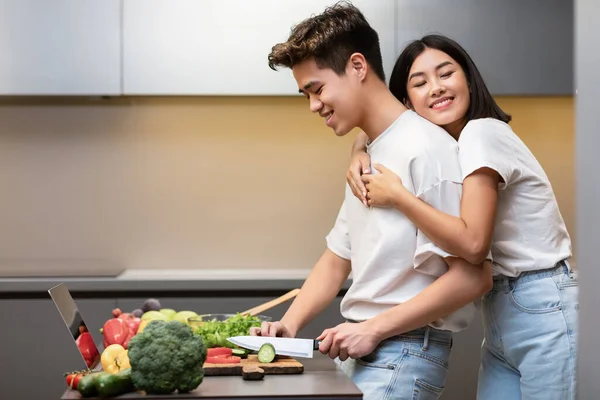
[228,336,322,359]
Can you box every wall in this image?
[0,96,574,274]
[575,0,599,395]
[495,96,576,261]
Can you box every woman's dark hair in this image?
[389,34,511,124]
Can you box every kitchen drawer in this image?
[0,298,116,400]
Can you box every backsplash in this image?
[0,96,574,273]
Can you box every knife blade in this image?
[227,336,322,359]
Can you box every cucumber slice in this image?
[257,343,276,363]
[232,348,248,359]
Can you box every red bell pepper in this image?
[112,308,131,320]
[75,328,100,368]
[102,318,133,349]
[112,308,141,335]
[102,309,141,349]
[125,317,141,335]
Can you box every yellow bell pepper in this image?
[101,344,131,373]
[136,319,150,333]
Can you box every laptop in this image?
[48,283,101,370]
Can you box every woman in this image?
[346,34,578,400]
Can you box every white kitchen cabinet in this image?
[0,0,121,95]
[122,0,396,95]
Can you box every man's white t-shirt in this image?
[326,110,476,332]
[458,118,572,277]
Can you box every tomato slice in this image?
[206,355,241,364]
[207,347,233,357]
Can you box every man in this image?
[251,3,492,398]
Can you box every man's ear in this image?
[348,53,368,81]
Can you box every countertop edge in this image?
[0,278,352,296]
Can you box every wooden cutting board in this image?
[203,354,304,376]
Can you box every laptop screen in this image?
[48,283,101,370]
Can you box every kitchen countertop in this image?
[0,269,352,296]
[61,353,363,399]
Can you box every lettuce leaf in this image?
[194,313,263,349]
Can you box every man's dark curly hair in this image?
[268,1,386,82]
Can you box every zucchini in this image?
[95,369,134,398]
[257,343,276,363]
[77,372,101,398]
[232,348,248,359]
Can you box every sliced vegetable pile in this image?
[194,313,263,349]
[204,343,276,365]
[206,347,245,364]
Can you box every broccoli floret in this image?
[127,320,207,394]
